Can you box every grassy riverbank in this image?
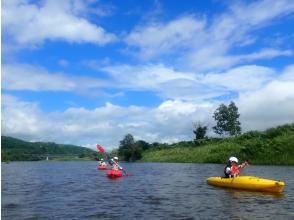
[140,124,294,165]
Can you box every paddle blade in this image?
[96,144,105,153]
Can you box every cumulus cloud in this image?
[238,65,294,131]
[2,0,116,46]
[101,63,276,100]
[2,95,53,140]
[1,94,215,149]
[2,0,294,149]
[2,63,109,92]
[2,64,294,148]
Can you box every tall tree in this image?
[118,134,143,161]
[227,102,241,136]
[213,101,241,136]
[193,122,207,140]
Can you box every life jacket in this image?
[112,165,119,170]
[231,165,240,175]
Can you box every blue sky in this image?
[2,0,294,150]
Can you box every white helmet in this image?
[113,157,118,161]
[229,156,238,163]
[101,158,104,161]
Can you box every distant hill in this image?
[1,136,97,161]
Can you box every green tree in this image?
[135,140,150,151]
[213,101,241,136]
[193,122,207,140]
[118,134,143,161]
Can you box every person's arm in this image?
[239,160,249,169]
[225,167,232,177]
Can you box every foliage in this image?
[213,101,241,136]
[118,134,145,161]
[193,122,207,141]
[141,124,294,165]
[1,136,96,161]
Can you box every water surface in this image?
[2,162,294,219]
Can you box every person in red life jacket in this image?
[109,157,123,171]
[224,157,248,178]
[98,158,107,167]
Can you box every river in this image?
[2,162,294,219]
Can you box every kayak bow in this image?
[107,169,123,178]
[98,164,108,170]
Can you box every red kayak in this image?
[98,164,108,170]
[107,169,123,178]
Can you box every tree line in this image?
[118,101,242,161]
[2,136,96,161]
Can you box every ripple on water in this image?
[2,162,294,220]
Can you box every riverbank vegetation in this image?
[140,123,294,165]
[117,124,294,165]
[1,136,96,161]
[116,102,293,165]
[3,101,294,164]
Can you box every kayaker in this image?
[109,157,123,171]
[98,158,106,166]
[224,157,248,178]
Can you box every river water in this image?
[2,162,294,219]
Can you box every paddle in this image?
[241,160,249,169]
[123,170,132,176]
[96,144,110,169]
[118,164,132,176]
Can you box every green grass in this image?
[141,124,294,165]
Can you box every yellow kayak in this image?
[207,176,285,193]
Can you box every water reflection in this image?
[224,188,285,199]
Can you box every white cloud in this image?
[1,94,215,149]
[203,65,275,92]
[2,1,294,149]
[238,65,294,131]
[2,95,53,139]
[2,0,116,46]
[102,63,277,100]
[102,63,225,100]
[2,63,108,92]
[125,15,206,60]
[2,63,294,149]
[279,65,294,81]
[102,63,195,90]
[125,0,294,71]
[3,61,283,106]
[231,0,294,26]
[237,49,293,62]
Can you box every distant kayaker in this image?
[98,158,107,166]
[109,157,123,171]
[224,157,248,178]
